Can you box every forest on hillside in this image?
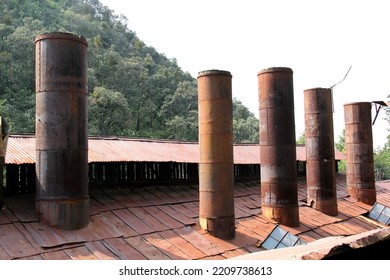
[0,0,259,142]
[3,0,390,179]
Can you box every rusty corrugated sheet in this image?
[5,135,36,164]
[5,135,345,165]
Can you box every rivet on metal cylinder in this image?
[304,88,338,215]
[344,102,376,205]
[258,67,300,227]
[198,69,235,239]
[35,32,89,229]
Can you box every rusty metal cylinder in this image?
[197,70,235,239]
[344,102,376,205]
[258,67,299,227]
[0,116,9,209]
[304,88,338,215]
[35,32,89,229]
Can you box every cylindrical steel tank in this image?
[344,102,376,205]
[258,67,300,227]
[198,70,235,239]
[35,32,89,229]
[304,88,338,215]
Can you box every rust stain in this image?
[197,70,235,239]
[258,67,299,227]
[344,102,376,205]
[304,88,338,215]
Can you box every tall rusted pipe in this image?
[198,70,235,239]
[35,32,89,229]
[0,116,9,209]
[258,67,299,227]
[304,88,338,215]
[344,102,376,205]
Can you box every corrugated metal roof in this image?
[4,134,345,165]
[5,135,36,164]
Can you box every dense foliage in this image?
[375,105,390,179]
[0,0,259,142]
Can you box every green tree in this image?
[296,132,306,145]
[88,87,130,136]
[159,80,198,140]
[335,129,346,173]
[232,99,259,143]
[374,102,390,180]
[0,0,259,143]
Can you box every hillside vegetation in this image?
[0,0,258,142]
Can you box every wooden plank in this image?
[338,200,367,217]
[0,210,11,225]
[24,214,124,249]
[234,206,251,219]
[159,229,206,260]
[179,202,200,219]
[154,186,182,204]
[103,238,146,260]
[125,236,171,260]
[174,226,224,256]
[13,222,45,254]
[199,255,226,260]
[171,203,198,219]
[157,205,196,226]
[89,197,110,215]
[300,230,325,241]
[89,188,124,211]
[116,188,151,207]
[19,254,44,260]
[65,246,99,260]
[103,188,138,208]
[144,232,192,260]
[221,248,250,259]
[234,223,264,248]
[165,185,194,202]
[321,224,347,236]
[279,222,312,236]
[239,196,261,210]
[312,228,334,238]
[129,207,170,232]
[330,221,359,235]
[3,194,38,222]
[95,211,138,238]
[112,208,154,235]
[84,241,118,260]
[134,188,166,206]
[245,245,263,253]
[237,217,274,240]
[42,250,73,260]
[299,207,328,227]
[143,206,183,229]
[195,228,239,252]
[0,243,12,260]
[296,232,317,243]
[0,224,39,258]
[1,207,18,222]
[351,217,380,231]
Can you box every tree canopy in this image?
[0,0,259,142]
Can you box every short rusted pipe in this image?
[35,32,89,229]
[197,70,235,239]
[344,102,376,205]
[258,67,300,227]
[304,88,338,215]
